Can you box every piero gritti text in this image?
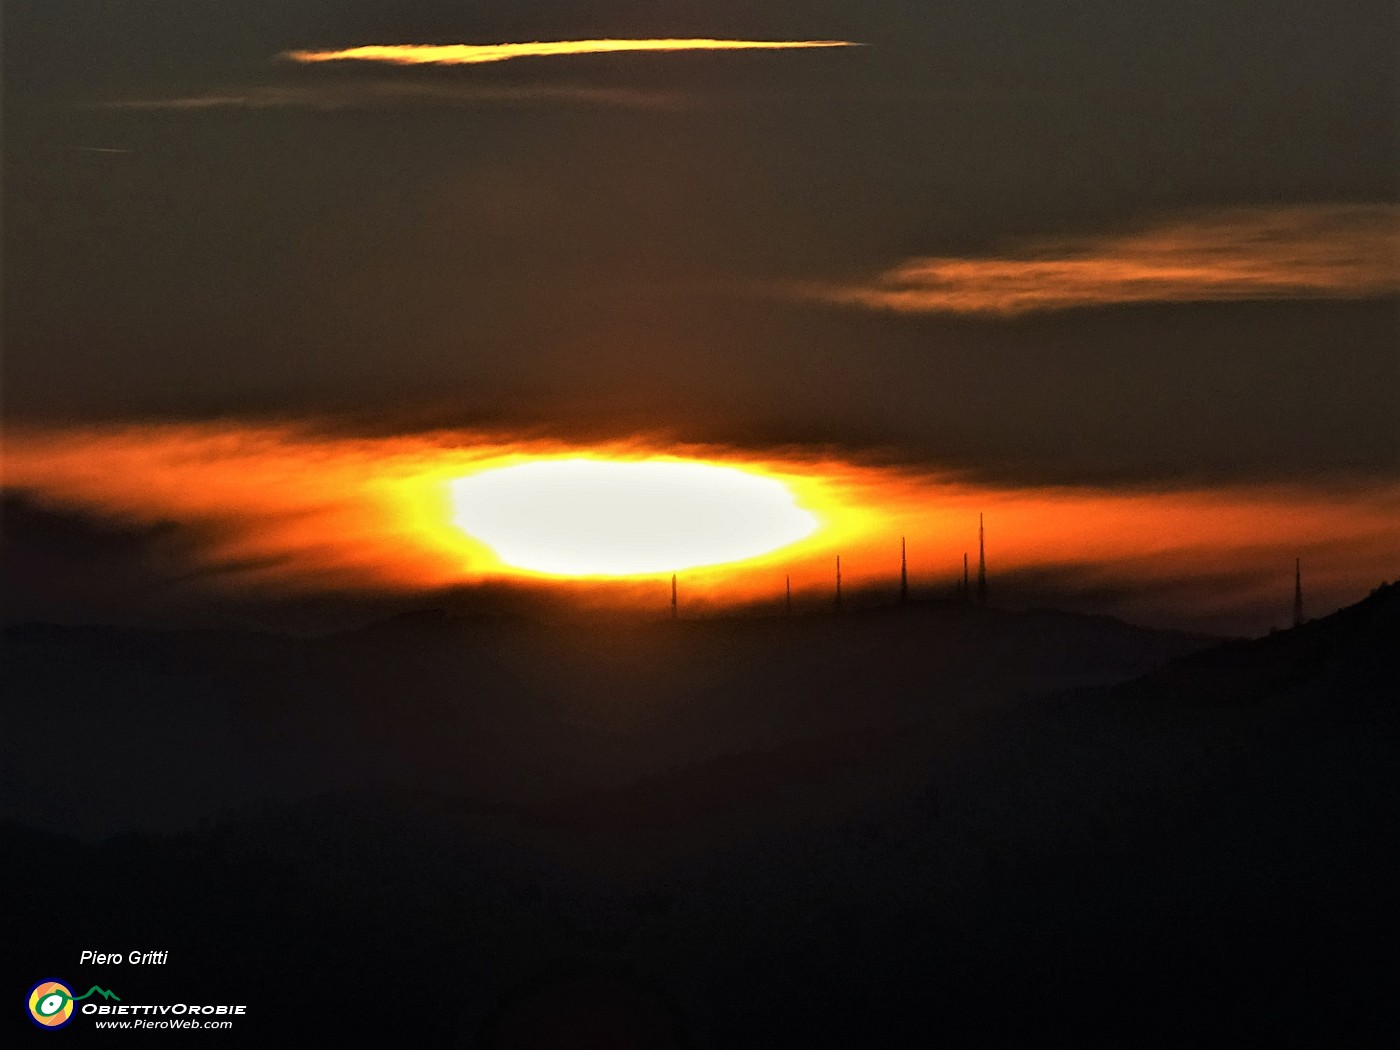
[81,949,170,965]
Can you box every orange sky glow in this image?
[4,422,1397,630]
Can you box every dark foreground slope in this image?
[5,589,1396,1046]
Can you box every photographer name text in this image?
[80,949,170,965]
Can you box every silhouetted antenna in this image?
[785,574,792,617]
[963,552,970,602]
[900,537,909,605]
[977,513,987,605]
[835,555,843,612]
[1293,558,1304,627]
[671,574,678,620]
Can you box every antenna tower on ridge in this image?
[900,537,909,604]
[977,513,987,605]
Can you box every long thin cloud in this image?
[283,39,859,66]
[804,205,1400,315]
[93,81,686,113]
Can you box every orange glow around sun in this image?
[3,421,1397,628]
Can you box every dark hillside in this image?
[5,589,1395,1045]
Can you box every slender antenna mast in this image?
[671,574,678,620]
[977,513,987,605]
[900,536,909,604]
[835,555,843,612]
[1293,558,1304,627]
[785,574,792,617]
[963,552,969,602]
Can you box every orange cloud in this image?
[805,205,1400,315]
[284,39,858,66]
[5,422,1397,631]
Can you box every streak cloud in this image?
[94,81,686,112]
[284,39,859,66]
[806,205,1400,315]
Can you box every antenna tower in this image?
[977,513,987,604]
[900,537,909,604]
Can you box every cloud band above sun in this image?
[803,204,1400,315]
[284,39,859,66]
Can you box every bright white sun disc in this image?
[448,459,818,575]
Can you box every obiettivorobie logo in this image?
[26,979,247,1030]
[27,981,119,1029]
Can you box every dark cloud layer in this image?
[0,493,198,625]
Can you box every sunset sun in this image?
[447,458,819,576]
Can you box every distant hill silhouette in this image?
[5,587,1395,1045]
[3,598,1213,839]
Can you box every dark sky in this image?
[5,0,1397,486]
